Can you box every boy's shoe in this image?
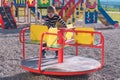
[42,50,46,58]
[54,51,58,58]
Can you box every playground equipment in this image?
[58,0,119,27]
[0,2,17,29]
[19,25,104,76]
[85,0,98,24]
[97,0,119,27]
[0,0,119,29]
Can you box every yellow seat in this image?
[30,24,48,43]
[46,24,74,48]
[66,24,74,40]
[29,24,74,47]
[46,28,58,48]
[74,27,94,45]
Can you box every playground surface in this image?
[0,23,120,80]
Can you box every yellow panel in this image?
[30,24,48,42]
[66,24,73,40]
[46,28,58,47]
[74,27,94,45]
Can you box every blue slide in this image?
[30,7,40,18]
[98,7,118,26]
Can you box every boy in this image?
[42,6,67,58]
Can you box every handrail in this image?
[64,29,104,45]
[19,27,104,72]
[19,27,30,59]
[38,28,104,72]
[19,27,30,43]
[64,29,104,68]
[38,32,58,72]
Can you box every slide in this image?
[30,7,40,18]
[59,0,75,19]
[0,7,17,29]
[98,7,119,27]
[59,0,82,21]
[67,0,82,19]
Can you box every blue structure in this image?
[85,11,98,24]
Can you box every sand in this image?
[0,23,120,80]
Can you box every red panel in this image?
[0,15,5,29]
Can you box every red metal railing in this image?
[19,28,104,74]
[38,32,58,72]
[38,28,104,72]
[19,27,30,59]
[63,29,104,67]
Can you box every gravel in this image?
[0,23,120,80]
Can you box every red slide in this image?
[0,14,5,29]
[59,0,75,18]
[59,0,82,21]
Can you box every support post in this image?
[26,0,29,24]
[58,29,64,63]
[35,0,38,24]
[0,0,1,7]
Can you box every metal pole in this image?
[18,7,20,22]
[24,7,26,22]
[29,8,31,24]
[0,0,1,6]
[26,0,29,24]
[58,29,64,63]
[35,0,38,24]
[84,0,86,24]
[1,0,3,7]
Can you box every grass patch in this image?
[107,12,120,23]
